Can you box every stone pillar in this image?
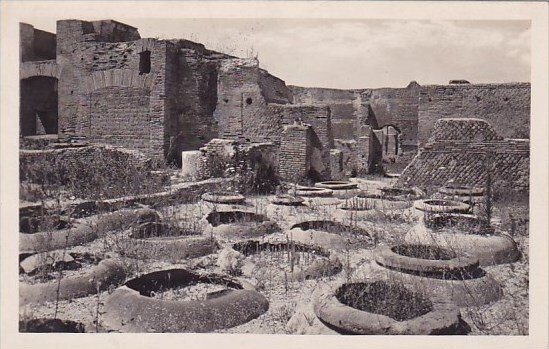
[279,124,311,184]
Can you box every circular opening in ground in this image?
[19,318,86,333]
[124,269,244,301]
[270,194,304,206]
[392,244,456,260]
[232,240,340,280]
[335,281,433,321]
[291,220,369,237]
[201,192,245,204]
[425,200,454,206]
[205,211,268,227]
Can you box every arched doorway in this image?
[20,76,58,136]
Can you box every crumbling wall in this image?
[269,104,333,179]
[169,43,220,156]
[279,124,311,184]
[334,139,357,177]
[55,20,173,162]
[361,81,421,148]
[289,86,360,140]
[214,59,292,143]
[397,118,529,192]
[20,23,56,62]
[418,82,530,146]
[195,139,279,193]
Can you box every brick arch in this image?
[83,69,154,93]
[20,61,60,80]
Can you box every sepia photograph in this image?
[1,1,548,348]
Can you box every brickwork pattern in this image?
[279,125,311,183]
[397,119,529,192]
[418,83,530,146]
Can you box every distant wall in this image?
[417,82,530,146]
[362,81,421,147]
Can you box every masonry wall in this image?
[55,20,177,162]
[279,125,311,183]
[289,86,361,140]
[361,81,421,148]
[20,23,56,62]
[397,119,529,192]
[417,82,531,146]
[214,59,292,143]
[169,43,221,156]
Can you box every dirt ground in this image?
[19,177,529,335]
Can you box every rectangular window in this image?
[139,51,151,74]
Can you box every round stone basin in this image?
[270,194,305,206]
[289,220,373,250]
[315,181,358,190]
[19,318,86,333]
[313,280,467,335]
[414,199,471,214]
[233,240,342,281]
[375,244,481,279]
[373,244,503,306]
[439,184,484,196]
[204,210,279,240]
[425,213,493,234]
[201,192,246,204]
[337,281,433,321]
[294,187,333,197]
[103,268,269,332]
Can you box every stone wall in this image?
[214,59,292,143]
[418,82,530,146]
[279,124,311,183]
[397,118,529,192]
[361,81,421,148]
[334,139,357,177]
[195,139,279,193]
[19,146,153,196]
[20,23,56,62]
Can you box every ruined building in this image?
[20,19,531,186]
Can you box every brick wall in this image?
[279,124,311,183]
[89,87,151,151]
[418,82,530,146]
[334,139,357,177]
[214,59,291,143]
[397,119,529,192]
[20,23,56,62]
[361,81,421,148]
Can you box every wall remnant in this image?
[397,118,529,192]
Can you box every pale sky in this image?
[29,18,530,89]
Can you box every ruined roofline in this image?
[290,80,530,92]
[288,80,422,93]
[20,23,56,36]
[421,81,531,88]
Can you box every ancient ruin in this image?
[18,19,531,336]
